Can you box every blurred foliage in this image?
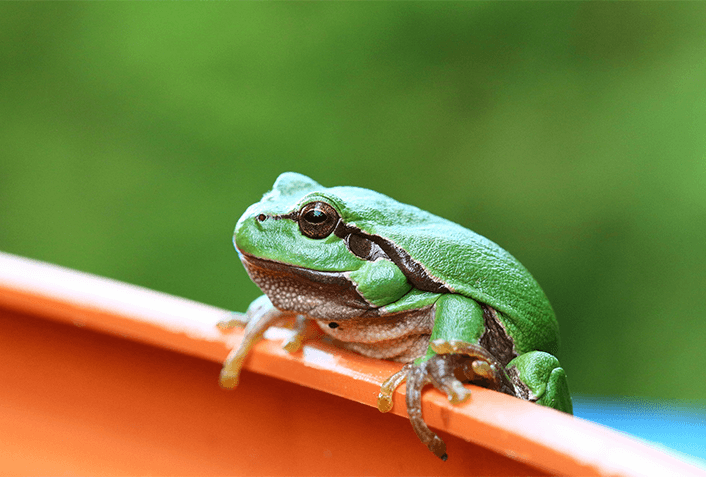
[1,3,705,401]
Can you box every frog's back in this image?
[332,186,559,356]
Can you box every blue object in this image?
[573,396,706,469]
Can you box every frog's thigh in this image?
[428,294,485,346]
[506,351,573,414]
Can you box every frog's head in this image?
[234,171,453,318]
[236,172,421,317]
[234,172,372,272]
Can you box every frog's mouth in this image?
[237,250,373,316]
[237,251,354,287]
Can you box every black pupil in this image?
[306,209,327,223]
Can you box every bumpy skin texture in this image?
[220,172,572,461]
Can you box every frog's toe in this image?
[377,364,412,413]
[219,371,240,389]
[422,353,476,404]
[219,350,246,389]
[439,376,471,404]
[406,363,448,460]
[281,315,307,353]
[430,339,493,360]
[471,359,495,380]
[216,312,248,331]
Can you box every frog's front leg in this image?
[219,295,300,389]
[383,343,512,460]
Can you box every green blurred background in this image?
[2,3,705,402]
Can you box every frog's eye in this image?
[298,201,339,239]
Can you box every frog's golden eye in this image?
[298,201,339,239]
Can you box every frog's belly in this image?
[334,335,431,362]
[241,252,436,361]
[314,306,435,362]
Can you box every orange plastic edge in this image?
[1,251,704,476]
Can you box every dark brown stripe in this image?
[478,305,517,367]
[335,222,451,294]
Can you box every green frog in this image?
[219,172,572,460]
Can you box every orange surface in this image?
[0,251,704,476]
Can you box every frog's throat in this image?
[238,251,374,316]
[239,251,355,287]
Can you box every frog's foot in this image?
[430,339,516,396]
[219,299,287,390]
[401,341,516,460]
[404,354,482,461]
[376,356,475,460]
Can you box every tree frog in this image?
[219,172,572,461]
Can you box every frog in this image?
[219,172,572,461]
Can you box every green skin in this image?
[219,172,572,461]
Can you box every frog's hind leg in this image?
[505,351,573,414]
